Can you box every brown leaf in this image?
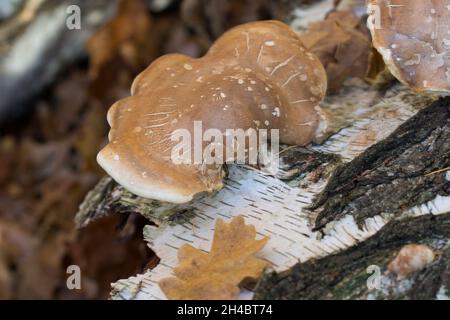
[87,0,155,80]
[301,11,371,92]
[63,214,153,299]
[181,0,292,49]
[159,216,270,300]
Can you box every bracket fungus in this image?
[97,20,327,203]
[387,244,436,280]
[368,0,450,92]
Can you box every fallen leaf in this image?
[159,216,270,300]
[181,0,291,50]
[87,0,154,79]
[63,213,153,299]
[300,11,371,92]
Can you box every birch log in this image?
[76,81,450,300]
[75,0,449,301]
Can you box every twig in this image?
[424,166,450,177]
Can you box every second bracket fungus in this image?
[368,0,450,92]
[388,244,436,280]
[97,20,327,203]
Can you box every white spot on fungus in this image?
[272,107,280,117]
[184,63,193,70]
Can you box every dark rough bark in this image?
[311,97,450,229]
[278,147,341,184]
[253,98,450,299]
[76,176,195,228]
[254,213,450,300]
[76,176,117,228]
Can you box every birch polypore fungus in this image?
[97,20,327,203]
[387,244,436,280]
[368,0,450,92]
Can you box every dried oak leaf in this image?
[181,0,290,50]
[86,0,155,80]
[159,216,270,300]
[300,11,371,92]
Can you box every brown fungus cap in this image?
[368,0,450,92]
[97,20,327,203]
